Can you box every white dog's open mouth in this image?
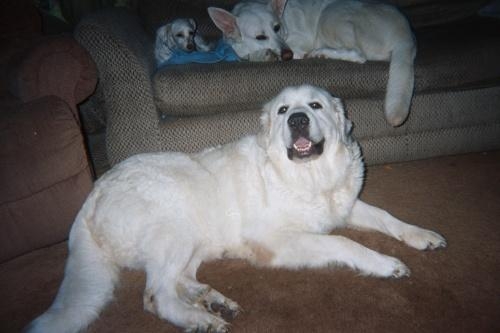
[287,136,325,160]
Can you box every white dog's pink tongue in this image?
[293,137,312,153]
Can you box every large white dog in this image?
[208,0,416,126]
[27,85,445,333]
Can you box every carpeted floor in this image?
[1,151,499,332]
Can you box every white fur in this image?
[155,18,213,67]
[208,0,416,126]
[26,85,445,333]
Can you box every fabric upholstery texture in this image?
[1,10,98,261]
[1,151,498,332]
[153,34,500,117]
[7,36,98,118]
[0,96,93,263]
[74,2,500,170]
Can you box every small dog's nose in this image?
[187,43,195,51]
[288,112,309,129]
[281,49,293,61]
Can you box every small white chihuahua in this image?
[155,18,213,67]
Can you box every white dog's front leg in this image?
[306,48,367,63]
[348,200,447,250]
[263,233,409,278]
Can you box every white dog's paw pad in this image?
[185,317,229,333]
[403,228,447,251]
[207,301,241,322]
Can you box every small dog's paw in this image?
[402,227,447,251]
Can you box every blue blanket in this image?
[159,40,240,67]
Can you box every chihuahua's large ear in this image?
[189,18,197,29]
[207,7,241,39]
[271,0,288,17]
[156,23,169,41]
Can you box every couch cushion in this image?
[0,96,93,262]
[153,18,500,120]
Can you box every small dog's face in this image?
[165,18,197,52]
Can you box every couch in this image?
[74,0,500,175]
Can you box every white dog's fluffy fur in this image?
[155,18,213,67]
[27,85,445,333]
[208,0,416,126]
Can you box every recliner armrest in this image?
[6,35,97,120]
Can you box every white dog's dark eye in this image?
[256,35,268,41]
[189,31,194,36]
[309,102,322,109]
[175,33,183,38]
[278,105,289,114]
[273,24,281,33]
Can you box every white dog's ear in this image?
[271,0,288,17]
[207,7,241,39]
[331,96,353,143]
[257,106,271,148]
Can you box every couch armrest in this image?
[0,95,93,262]
[7,35,97,120]
[75,8,161,165]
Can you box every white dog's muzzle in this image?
[286,111,325,161]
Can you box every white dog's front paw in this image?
[206,300,241,322]
[381,255,410,278]
[184,315,229,333]
[361,253,410,278]
[248,49,279,62]
[402,227,447,250]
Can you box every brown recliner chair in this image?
[0,1,97,263]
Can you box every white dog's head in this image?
[159,18,198,52]
[259,85,353,163]
[208,0,292,61]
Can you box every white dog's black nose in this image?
[288,112,309,130]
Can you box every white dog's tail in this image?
[384,42,416,127]
[26,203,119,333]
